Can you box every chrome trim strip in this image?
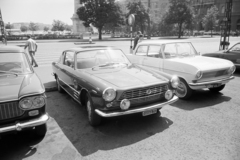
[188,76,234,86]
[58,77,80,95]
[95,96,178,117]
[0,114,49,133]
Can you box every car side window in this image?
[147,45,162,58]
[64,51,75,68]
[229,44,240,53]
[135,45,148,56]
[163,44,177,58]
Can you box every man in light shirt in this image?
[24,35,38,67]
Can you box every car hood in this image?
[84,65,168,88]
[167,56,233,71]
[0,74,45,102]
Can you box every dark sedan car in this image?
[0,46,49,138]
[203,42,240,70]
[52,46,179,126]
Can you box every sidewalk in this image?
[34,65,57,92]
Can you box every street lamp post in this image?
[147,0,151,39]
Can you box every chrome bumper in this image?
[188,76,234,87]
[0,114,49,134]
[95,96,178,118]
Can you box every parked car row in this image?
[0,39,238,138]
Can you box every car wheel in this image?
[35,124,47,138]
[86,94,101,126]
[56,77,64,93]
[176,79,193,100]
[208,84,225,92]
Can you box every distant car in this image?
[0,46,49,138]
[52,46,179,126]
[203,42,240,70]
[127,40,235,99]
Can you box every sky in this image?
[0,0,74,25]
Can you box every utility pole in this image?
[219,0,233,50]
[147,0,151,39]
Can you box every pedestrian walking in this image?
[133,31,142,50]
[24,35,38,67]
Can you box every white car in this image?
[127,40,235,99]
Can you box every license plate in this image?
[142,109,157,116]
[207,83,221,88]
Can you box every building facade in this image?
[191,0,240,31]
[71,0,87,34]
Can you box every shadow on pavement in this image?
[46,91,173,157]
[0,130,44,160]
[233,69,240,77]
[171,89,231,110]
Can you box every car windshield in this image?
[163,42,198,58]
[76,49,130,69]
[0,53,32,74]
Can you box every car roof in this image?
[138,40,191,45]
[68,46,120,52]
[0,45,24,53]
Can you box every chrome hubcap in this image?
[176,81,187,97]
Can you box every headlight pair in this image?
[19,95,46,110]
[102,88,116,102]
[195,70,202,79]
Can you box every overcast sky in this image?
[0,0,74,25]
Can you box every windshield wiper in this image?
[0,70,18,76]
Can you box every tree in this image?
[20,25,28,32]
[65,24,72,31]
[76,0,123,40]
[5,23,13,29]
[126,1,149,34]
[28,22,39,35]
[52,20,66,31]
[202,5,219,37]
[43,26,50,32]
[164,0,193,38]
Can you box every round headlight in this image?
[20,98,32,109]
[102,88,116,102]
[165,90,173,100]
[32,96,45,108]
[170,76,179,88]
[228,66,236,74]
[120,99,130,110]
[196,70,202,79]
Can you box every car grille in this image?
[119,85,168,105]
[0,101,24,120]
[202,69,229,79]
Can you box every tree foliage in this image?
[20,25,28,32]
[43,26,50,32]
[76,0,124,40]
[51,20,66,31]
[126,1,149,34]
[5,23,13,29]
[28,22,39,34]
[202,5,219,37]
[164,0,193,38]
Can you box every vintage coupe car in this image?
[127,40,235,99]
[0,46,49,138]
[52,46,179,126]
[203,42,240,70]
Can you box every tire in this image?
[208,84,225,92]
[35,124,47,138]
[175,79,193,100]
[56,77,64,93]
[86,94,102,126]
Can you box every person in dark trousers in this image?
[133,31,142,50]
[24,35,38,67]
